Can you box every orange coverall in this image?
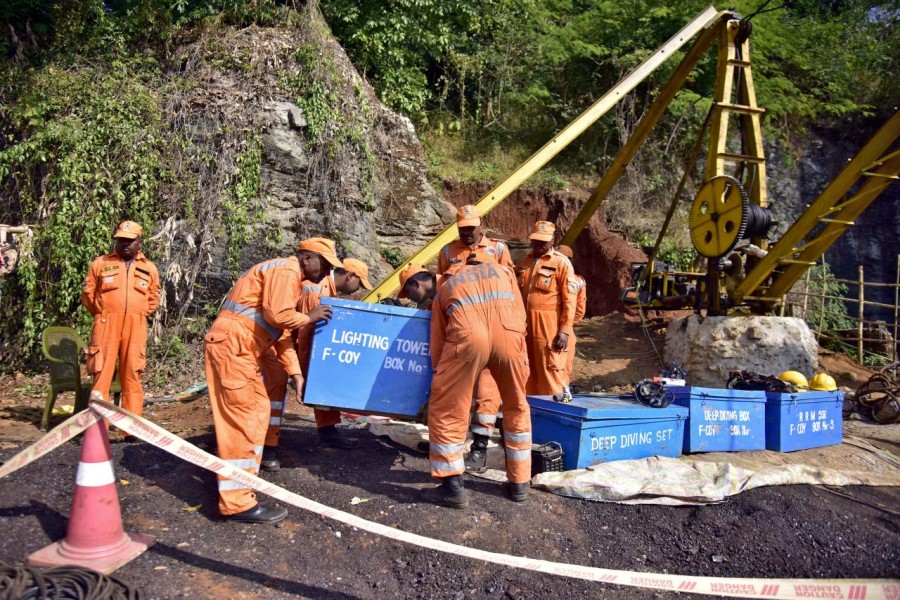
[428,262,532,484]
[204,256,309,516]
[566,274,587,384]
[439,238,514,437]
[438,237,514,274]
[81,251,160,417]
[515,250,577,395]
[260,278,341,448]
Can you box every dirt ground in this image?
[1,314,898,599]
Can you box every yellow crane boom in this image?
[364,5,724,302]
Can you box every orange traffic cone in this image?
[28,402,155,574]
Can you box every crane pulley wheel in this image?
[689,175,749,259]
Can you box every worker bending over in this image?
[403,249,532,508]
[557,244,586,391]
[81,221,160,438]
[204,238,340,523]
[515,221,576,396]
[260,257,373,471]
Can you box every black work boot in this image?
[421,475,469,509]
[508,481,529,502]
[228,503,288,524]
[260,445,280,472]
[317,425,359,449]
[464,433,489,473]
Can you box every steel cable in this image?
[0,562,142,600]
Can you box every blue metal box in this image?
[764,390,843,452]
[528,395,689,470]
[669,386,766,453]
[304,297,432,420]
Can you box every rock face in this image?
[664,315,818,387]
[255,98,453,281]
[766,115,900,322]
[156,20,455,311]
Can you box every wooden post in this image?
[817,256,826,342]
[858,265,865,365]
[802,267,811,319]
[894,255,899,362]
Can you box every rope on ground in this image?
[852,363,900,424]
[636,303,665,369]
[0,561,143,600]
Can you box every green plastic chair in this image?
[41,326,87,431]
[41,326,121,430]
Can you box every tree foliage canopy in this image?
[320,0,899,139]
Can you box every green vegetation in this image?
[322,0,898,179]
[0,0,297,364]
[223,132,264,275]
[379,247,404,269]
[1,0,895,368]
[0,61,169,349]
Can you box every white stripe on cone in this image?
[75,460,116,487]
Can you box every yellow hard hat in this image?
[777,371,809,389]
[809,373,837,391]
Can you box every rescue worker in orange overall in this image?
[397,263,437,308]
[81,221,160,438]
[403,249,532,508]
[557,244,586,391]
[515,221,576,397]
[204,238,340,523]
[259,258,374,471]
[438,205,514,474]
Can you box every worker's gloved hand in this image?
[307,304,333,323]
[551,332,569,352]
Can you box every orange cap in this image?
[529,220,555,242]
[456,204,481,228]
[557,244,573,258]
[397,263,429,299]
[298,237,343,268]
[342,258,373,290]
[113,221,143,239]
[466,248,497,264]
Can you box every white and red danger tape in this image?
[1,400,897,600]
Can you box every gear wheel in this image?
[689,175,750,258]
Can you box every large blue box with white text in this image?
[764,390,843,452]
[304,297,432,420]
[528,395,688,470]
[669,386,766,452]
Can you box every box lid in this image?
[764,390,843,403]
[528,394,689,420]
[667,385,766,402]
[322,296,431,319]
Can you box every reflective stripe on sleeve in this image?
[221,299,281,340]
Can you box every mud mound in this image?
[443,182,647,317]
